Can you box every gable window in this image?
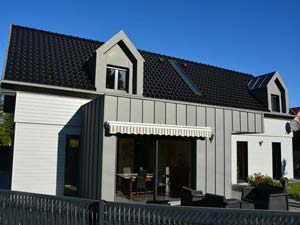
[271,94,280,112]
[106,66,129,92]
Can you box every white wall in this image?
[232,117,293,184]
[11,91,90,195]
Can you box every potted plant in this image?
[243,173,289,210]
[247,173,283,195]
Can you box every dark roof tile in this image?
[3,25,267,111]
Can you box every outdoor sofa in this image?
[181,186,205,206]
[181,187,253,209]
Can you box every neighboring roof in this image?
[2,25,267,111]
[290,107,300,115]
[247,72,275,90]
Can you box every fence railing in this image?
[104,201,300,225]
[1,189,300,225]
[0,189,99,225]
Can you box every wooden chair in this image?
[136,170,147,200]
[123,167,131,174]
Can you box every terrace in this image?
[1,189,300,225]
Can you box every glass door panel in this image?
[272,142,282,180]
[156,139,193,201]
[64,135,80,196]
[115,136,154,202]
[237,141,248,183]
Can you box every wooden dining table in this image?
[117,173,153,199]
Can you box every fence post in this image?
[98,200,104,225]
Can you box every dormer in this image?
[248,71,289,113]
[93,31,145,96]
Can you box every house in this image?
[290,107,300,178]
[1,25,294,202]
[232,73,294,184]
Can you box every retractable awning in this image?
[105,121,212,138]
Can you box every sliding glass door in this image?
[115,136,195,202]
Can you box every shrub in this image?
[247,173,282,187]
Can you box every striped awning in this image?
[105,121,212,138]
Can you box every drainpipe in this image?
[154,138,159,201]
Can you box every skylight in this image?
[168,60,201,95]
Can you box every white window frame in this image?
[106,66,129,92]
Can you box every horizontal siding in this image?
[12,91,91,195]
[15,91,91,126]
[264,118,293,137]
[232,117,294,184]
[12,123,81,195]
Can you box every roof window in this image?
[168,60,201,95]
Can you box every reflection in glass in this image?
[118,69,128,91]
[157,140,192,200]
[106,68,115,89]
[115,137,154,202]
[115,136,194,203]
[64,136,80,197]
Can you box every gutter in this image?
[1,79,269,115]
[264,112,295,119]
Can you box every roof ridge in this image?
[12,24,255,79]
[12,24,104,45]
[257,71,276,77]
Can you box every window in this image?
[106,66,129,92]
[168,60,201,95]
[64,135,80,196]
[271,94,280,112]
[106,68,115,89]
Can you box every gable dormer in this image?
[248,71,289,113]
[94,31,144,96]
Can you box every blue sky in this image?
[0,0,299,107]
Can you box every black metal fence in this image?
[0,189,99,225]
[1,189,300,225]
[103,201,300,225]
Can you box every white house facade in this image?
[232,117,294,184]
[11,91,91,195]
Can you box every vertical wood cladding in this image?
[80,94,264,200]
[79,97,104,200]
